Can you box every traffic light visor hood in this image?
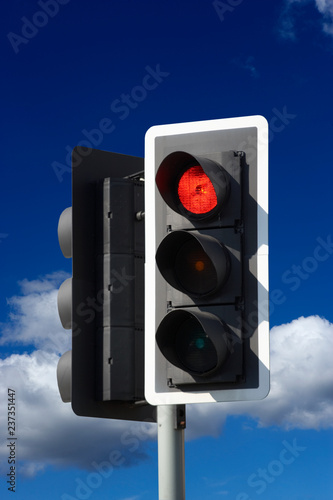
[155,151,230,220]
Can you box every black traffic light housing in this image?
[57,147,155,422]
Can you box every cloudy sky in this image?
[1,1,333,499]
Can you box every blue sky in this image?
[0,0,333,499]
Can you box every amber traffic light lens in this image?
[156,230,231,298]
[174,239,216,296]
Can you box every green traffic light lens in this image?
[175,317,217,374]
[195,337,205,349]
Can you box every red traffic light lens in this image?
[178,166,217,215]
[155,151,230,221]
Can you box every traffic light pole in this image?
[157,405,186,500]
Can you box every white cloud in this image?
[0,274,156,477]
[120,496,142,500]
[0,271,71,354]
[233,56,259,78]
[0,350,156,477]
[278,0,300,41]
[18,271,70,295]
[187,315,333,438]
[315,0,333,34]
[0,274,332,476]
[279,0,333,39]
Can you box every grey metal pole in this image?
[157,405,186,500]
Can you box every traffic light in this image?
[144,116,269,405]
[57,147,155,422]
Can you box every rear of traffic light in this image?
[57,147,155,421]
[145,116,269,405]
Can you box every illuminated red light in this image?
[178,166,217,214]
